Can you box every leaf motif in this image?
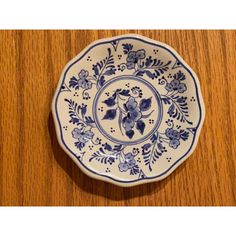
[166,96,193,125]
[75,141,85,150]
[103,97,116,107]
[161,97,171,104]
[69,76,80,90]
[113,144,123,151]
[153,60,171,78]
[92,64,99,76]
[145,56,153,67]
[85,116,95,124]
[143,143,152,149]
[130,165,140,175]
[142,144,153,171]
[102,109,117,120]
[93,48,114,82]
[141,112,153,119]
[150,134,158,143]
[126,130,134,139]
[145,70,155,79]
[118,109,123,134]
[104,143,112,151]
[89,150,116,165]
[103,68,116,76]
[174,71,186,81]
[122,43,133,54]
[119,89,130,96]
[135,70,145,76]
[98,76,106,87]
[142,140,163,172]
[168,104,175,115]
[65,99,85,126]
[139,97,152,111]
[81,106,87,117]
[136,120,145,134]
[180,130,189,141]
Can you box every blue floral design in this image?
[102,89,153,139]
[160,70,193,125]
[69,69,92,90]
[123,97,142,131]
[78,69,92,89]
[60,39,199,182]
[72,128,94,150]
[121,44,171,79]
[165,128,181,149]
[126,50,146,69]
[118,152,136,172]
[165,79,186,93]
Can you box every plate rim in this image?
[51,34,205,187]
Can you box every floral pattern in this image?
[165,128,181,149]
[123,97,142,131]
[65,44,193,174]
[53,36,203,186]
[126,49,146,69]
[165,71,187,93]
[77,70,92,89]
[118,152,136,172]
[102,89,153,139]
[72,128,94,150]
[69,69,92,90]
[66,43,192,173]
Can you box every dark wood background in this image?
[0,30,235,206]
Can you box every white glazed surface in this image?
[52,34,205,187]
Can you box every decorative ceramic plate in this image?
[52,34,205,187]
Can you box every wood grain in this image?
[0,30,235,206]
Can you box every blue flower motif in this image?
[136,50,146,59]
[128,109,142,121]
[118,152,136,172]
[79,69,89,80]
[123,117,135,131]
[124,152,136,168]
[165,79,187,93]
[126,96,138,111]
[127,62,135,70]
[165,128,181,149]
[171,79,180,88]
[126,50,146,70]
[165,83,173,92]
[72,128,94,148]
[169,139,180,149]
[118,163,129,172]
[177,83,187,93]
[78,69,92,89]
[123,97,142,132]
[165,128,180,140]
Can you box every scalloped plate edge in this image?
[51,34,205,187]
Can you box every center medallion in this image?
[93,75,163,145]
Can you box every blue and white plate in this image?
[52,34,205,187]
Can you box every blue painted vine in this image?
[69,48,116,99]
[118,43,171,79]
[141,120,189,171]
[89,144,140,175]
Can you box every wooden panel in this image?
[0,30,235,206]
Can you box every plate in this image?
[52,34,205,187]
